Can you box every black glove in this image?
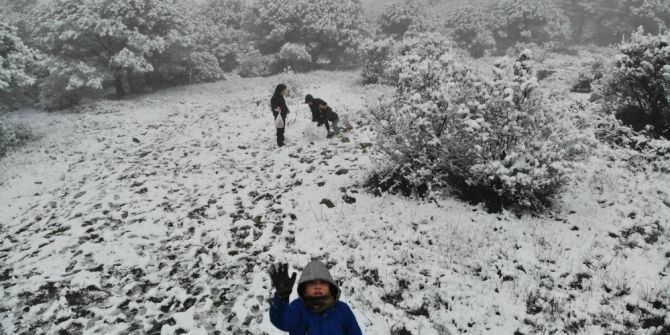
[268,263,296,300]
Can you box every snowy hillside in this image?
[1,67,669,334]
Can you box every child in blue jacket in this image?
[268,261,363,335]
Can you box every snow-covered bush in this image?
[361,32,453,86]
[0,23,36,92]
[0,116,16,157]
[361,38,394,84]
[38,58,104,110]
[278,43,312,72]
[0,114,32,157]
[571,58,605,93]
[237,48,277,78]
[275,68,304,98]
[595,29,670,138]
[244,0,370,68]
[182,52,225,83]
[444,5,497,58]
[384,32,455,84]
[558,0,670,45]
[371,49,590,212]
[377,0,423,38]
[493,0,571,52]
[0,23,40,110]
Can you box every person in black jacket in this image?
[304,94,340,138]
[271,84,290,147]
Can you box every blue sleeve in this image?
[269,295,302,332]
[343,303,363,335]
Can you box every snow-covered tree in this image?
[493,0,571,51]
[36,0,189,98]
[202,0,246,30]
[194,0,249,71]
[244,0,370,68]
[0,0,40,39]
[362,37,394,84]
[278,43,312,72]
[0,23,37,93]
[377,0,423,38]
[596,29,670,138]
[444,4,497,58]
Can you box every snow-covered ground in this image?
[1,67,669,335]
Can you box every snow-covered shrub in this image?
[275,68,304,98]
[505,42,551,63]
[38,58,104,110]
[0,23,36,92]
[371,49,589,212]
[361,38,394,84]
[244,0,370,68]
[0,23,40,110]
[571,58,605,93]
[278,43,312,72]
[361,32,453,86]
[237,49,277,78]
[381,32,455,86]
[377,0,423,38]
[444,5,497,58]
[0,115,32,157]
[0,116,16,157]
[595,29,670,138]
[493,0,571,52]
[183,52,225,83]
[558,0,670,45]
[393,32,453,59]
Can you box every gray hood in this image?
[297,260,340,300]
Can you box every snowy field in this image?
[1,65,669,334]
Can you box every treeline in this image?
[371,0,669,57]
[0,0,370,111]
[2,0,668,111]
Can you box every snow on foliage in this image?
[493,0,571,51]
[559,0,670,45]
[36,0,191,99]
[278,42,312,72]
[362,32,455,89]
[245,0,370,68]
[193,0,249,71]
[371,45,593,211]
[444,4,497,58]
[596,28,670,138]
[361,37,394,84]
[377,0,423,38]
[0,23,38,93]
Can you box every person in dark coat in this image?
[268,261,363,335]
[304,94,340,138]
[271,84,290,147]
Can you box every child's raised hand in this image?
[268,262,297,300]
